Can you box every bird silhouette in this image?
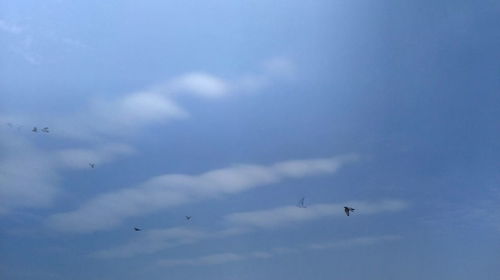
[41,127,49,133]
[32,127,38,132]
[185,216,192,220]
[134,227,141,231]
[344,206,355,216]
[89,163,95,168]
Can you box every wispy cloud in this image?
[166,72,230,98]
[93,227,209,258]
[0,132,59,214]
[224,200,408,229]
[0,19,23,34]
[5,56,295,141]
[56,143,135,169]
[157,235,400,267]
[93,199,406,258]
[0,57,296,214]
[47,155,358,233]
[0,126,134,214]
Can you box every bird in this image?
[32,126,38,132]
[89,163,95,168]
[41,127,49,133]
[185,216,192,220]
[134,227,141,231]
[344,206,355,216]
[297,197,307,208]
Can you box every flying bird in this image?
[344,206,355,216]
[89,163,95,168]
[41,127,49,133]
[32,127,38,132]
[134,227,141,231]
[185,216,192,220]
[297,197,307,208]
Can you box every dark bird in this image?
[344,206,355,216]
[89,163,95,168]
[32,126,38,132]
[297,197,307,208]
[41,127,49,133]
[185,216,192,220]
[134,227,141,231]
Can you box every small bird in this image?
[297,197,307,208]
[89,163,95,168]
[32,126,38,132]
[344,206,355,216]
[41,127,49,133]
[134,227,141,231]
[185,216,192,220]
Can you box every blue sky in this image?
[1,0,499,279]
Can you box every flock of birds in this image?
[4,122,357,232]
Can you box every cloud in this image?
[0,19,23,34]
[56,143,135,169]
[262,56,296,78]
[157,235,400,267]
[93,227,209,258]
[47,155,357,233]
[166,72,230,98]
[225,200,409,229]
[0,124,135,214]
[0,131,59,214]
[3,56,295,142]
[306,235,401,250]
[158,252,269,267]
[93,199,406,258]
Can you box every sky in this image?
[1,0,499,279]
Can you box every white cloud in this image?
[158,252,270,267]
[224,200,408,229]
[0,19,23,34]
[0,132,59,214]
[166,72,230,98]
[3,56,295,142]
[157,235,400,267]
[307,235,401,250]
[0,123,136,214]
[93,199,406,258]
[262,56,296,78]
[56,143,135,169]
[47,155,358,233]
[94,227,208,258]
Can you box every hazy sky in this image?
[1,1,499,279]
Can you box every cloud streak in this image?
[225,200,408,229]
[0,19,23,34]
[56,143,136,169]
[93,199,406,258]
[157,235,400,267]
[4,57,295,142]
[48,155,357,233]
[0,131,59,214]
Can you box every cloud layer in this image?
[0,132,59,214]
[93,199,406,258]
[157,235,400,267]
[3,56,295,142]
[48,155,358,233]
[225,199,408,229]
